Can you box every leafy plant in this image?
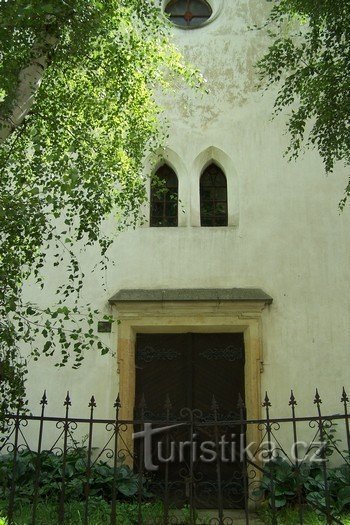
[255,457,310,509]
[256,456,350,516]
[0,446,145,504]
[304,463,350,514]
[256,422,350,515]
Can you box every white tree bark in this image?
[0,33,58,142]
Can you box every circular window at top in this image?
[165,0,213,28]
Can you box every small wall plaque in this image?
[97,321,112,333]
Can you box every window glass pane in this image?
[152,189,165,201]
[213,188,227,200]
[166,201,178,216]
[189,0,212,16]
[201,192,212,202]
[189,16,202,26]
[170,16,189,27]
[201,174,213,187]
[153,217,165,227]
[165,0,212,27]
[165,0,187,16]
[150,165,178,227]
[151,203,164,215]
[200,164,228,227]
[166,173,178,188]
[215,203,227,214]
[166,217,178,227]
[215,176,226,187]
[215,216,227,227]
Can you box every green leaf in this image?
[43,341,52,352]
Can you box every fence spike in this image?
[341,387,349,404]
[114,394,121,409]
[289,390,297,407]
[262,391,271,408]
[314,388,322,406]
[164,394,172,411]
[40,390,48,406]
[64,391,71,407]
[211,395,219,412]
[89,395,96,408]
[237,393,245,410]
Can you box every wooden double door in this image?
[134,333,246,508]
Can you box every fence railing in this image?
[1,388,350,524]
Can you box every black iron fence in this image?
[1,389,350,524]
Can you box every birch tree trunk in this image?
[0,32,57,142]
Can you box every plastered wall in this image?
[23,0,350,431]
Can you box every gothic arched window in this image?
[200,163,228,227]
[150,165,178,227]
[165,0,213,28]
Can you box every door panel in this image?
[191,333,245,417]
[135,333,190,414]
[134,332,245,508]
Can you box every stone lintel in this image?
[109,288,273,305]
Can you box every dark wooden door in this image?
[135,333,245,508]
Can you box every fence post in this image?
[211,396,224,525]
[137,394,146,525]
[58,392,71,525]
[31,391,48,525]
[110,394,121,525]
[341,387,350,453]
[163,394,172,525]
[7,400,22,525]
[238,394,249,525]
[188,408,197,525]
[83,395,96,525]
[289,391,304,525]
[263,392,277,525]
[314,389,333,525]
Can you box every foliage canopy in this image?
[259,0,350,205]
[0,0,197,415]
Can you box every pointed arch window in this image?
[165,0,213,28]
[150,165,178,227]
[200,163,228,227]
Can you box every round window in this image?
[165,0,213,28]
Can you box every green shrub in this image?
[256,424,350,516]
[304,462,350,513]
[0,446,146,504]
[255,457,308,509]
[256,456,350,515]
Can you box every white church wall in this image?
[22,0,350,433]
